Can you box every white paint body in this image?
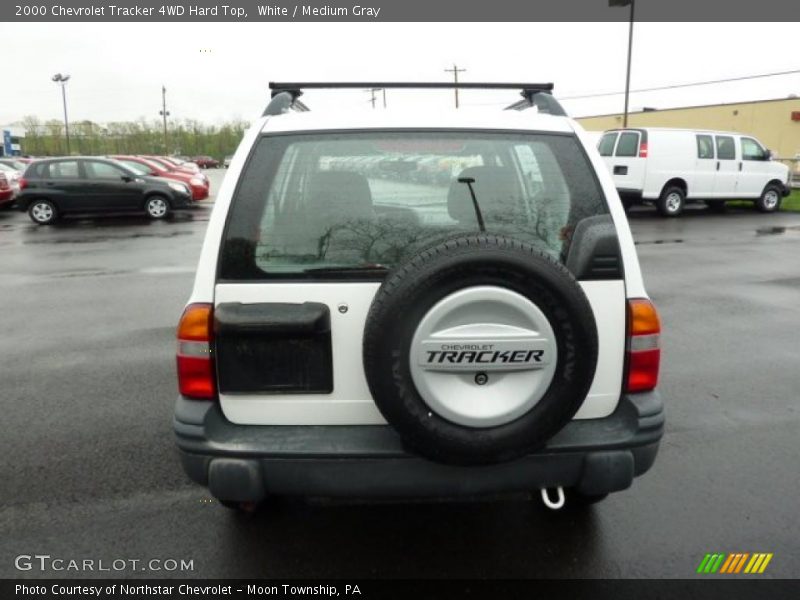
[598,127,789,200]
[188,109,648,425]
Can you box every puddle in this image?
[765,277,800,287]
[23,230,193,245]
[634,239,684,245]
[755,225,800,236]
[48,269,132,279]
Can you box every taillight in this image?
[638,142,648,158]
[18,177,28,190]
[176,303,216,400]
[625,298,660,393]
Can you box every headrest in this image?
[307,171,373,217]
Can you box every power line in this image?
[561,68,800,100]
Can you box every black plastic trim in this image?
[174,392,663,459]
[215,302,330,335]
[174,392,663,499]
[214,302,333,395]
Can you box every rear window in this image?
[598,132,617,157]
[615,132,640,157]
[23,162,43,178]
[220,131,610,280]
[47,161,80,179]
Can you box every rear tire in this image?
[756,185,782,213]
[28,199,58,225]
[145,195,170,219]
[657,186,685,218]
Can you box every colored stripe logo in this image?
[697,553,773,574]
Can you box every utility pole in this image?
[159,85,170,154]
[444,64,466,108]
[365,87,382,109]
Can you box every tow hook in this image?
[540,486,565,510]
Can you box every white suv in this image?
[174,82,664,511]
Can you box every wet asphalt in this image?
[1,171,799,579]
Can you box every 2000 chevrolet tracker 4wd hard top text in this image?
[174,82,664,511]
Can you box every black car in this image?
[16,157,192,225]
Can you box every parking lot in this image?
[1,167,799,578]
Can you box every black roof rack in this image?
[504,94,567,117]
[263,89,310,116]
[263,82,567,117]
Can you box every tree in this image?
[21,116,249,158]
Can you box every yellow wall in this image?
[577,98,800,158]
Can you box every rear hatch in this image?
[599,129,648,193]
[214,129,627,425]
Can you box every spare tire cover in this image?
[362,234,598,465]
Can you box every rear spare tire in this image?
[362,235,598,465]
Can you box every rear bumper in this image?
[174,393,664,502]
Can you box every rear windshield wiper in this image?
[457,177,486,233]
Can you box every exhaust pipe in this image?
[540,486,565,510]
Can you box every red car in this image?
[111,155,209,201]
[146,156,201,175]
[192,155,220,169]
[0,172,14,207]
[158,156,201,173]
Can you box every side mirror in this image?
[764,149,773,161]
[121,175,133,182]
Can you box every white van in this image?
[597,128,791,217]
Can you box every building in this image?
[576,97,800,159]
[0,125,25,156]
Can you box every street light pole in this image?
[610,0,635,127]
[160,85,171,154]
[51,73,71,154]
[623,0,635,127]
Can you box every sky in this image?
[2,22,800,126]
